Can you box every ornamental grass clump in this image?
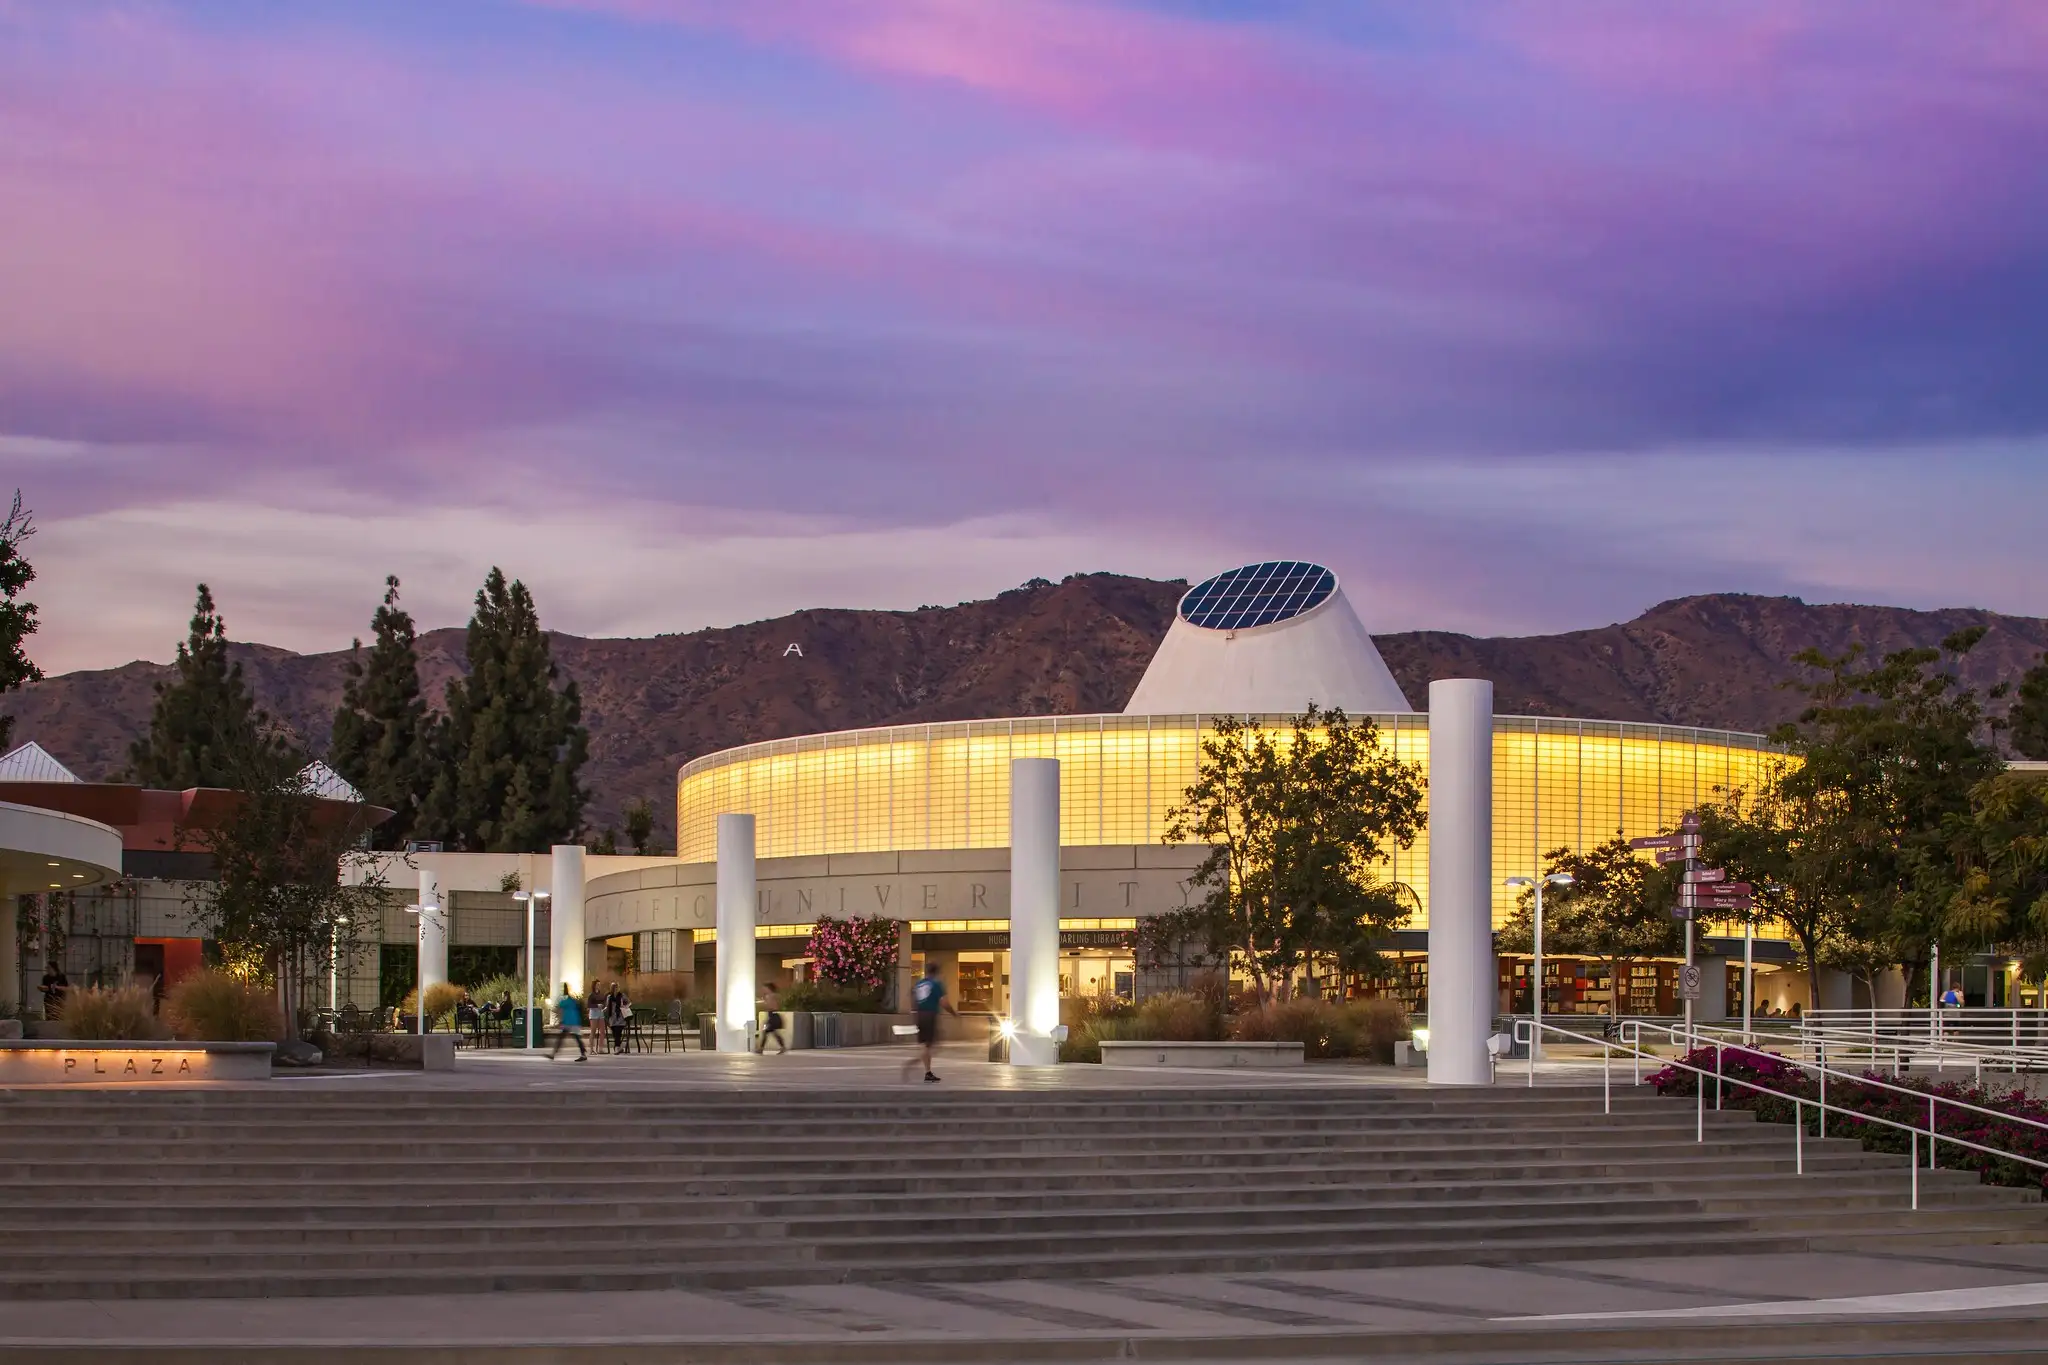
[164,970,283,1041]
[1134,989,1224,1042]
[1232,998,1343,1057]
[58,983,168,1040]
[398,982,465,1031]
[1345,997,1411,1064]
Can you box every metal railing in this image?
[1803,1008,2048,1063]
[1508,1016,2048,1211]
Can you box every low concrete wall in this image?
[354,1033,458,1070]
[1100,1041,1305,1069]
[0,1040,274,1083]
[705,1011,957,1048]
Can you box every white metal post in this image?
[1742,920,1754,1045]
[1008,758,1062,1066]
[1532,879,1545,1067]
[1931,942,1941,1048]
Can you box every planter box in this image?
[1099,1041,1305,1069]
[0,1040,274,1083]
[358,1033,458,1070]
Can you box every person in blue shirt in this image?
[900,962,958,1084]
[549,983,587,1061]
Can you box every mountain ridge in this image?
[9,580,2046,844]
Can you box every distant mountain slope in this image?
[10,578,2045,844]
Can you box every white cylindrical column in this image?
[417,866,448,992]
[1428,679,1494,1086]
[1008,758,1062,1066]
[550,844,586,996]
[715,814,757,1053]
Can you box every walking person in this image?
[900,962,958,1084]
[587,981,608,1054]
[756,983,787,1054]
[549,982,588,1061]
[609,982,634,1054]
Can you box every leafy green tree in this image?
[1775,630,2004,986]
[180,729,389,1040]
[423,568,588,852]
[1947,771,2048,981]
[130,584,290,787]
[1695,765,1877,1013]
[1162,706,1425,1001]
[2010,653,2048,762]
[1498,836,1680,1023]
[330,576,440,849]
[0,491,42,750]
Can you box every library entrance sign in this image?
[0,1041,274,1084]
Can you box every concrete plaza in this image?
[10,1245,2048,1362]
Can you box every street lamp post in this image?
[512,889,551,1048]
[330,916,348,1022]
[1504,874,1574,1063]
[403,901,441,1036]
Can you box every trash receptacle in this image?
[987,1017,1009,1064]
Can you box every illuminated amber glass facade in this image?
[677,713,1783,930]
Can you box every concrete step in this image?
[10,1182,2021,1256]
[0,1224,1917,1300]
[0,1165,1996,1232]
[0,1122,1804,1165]
[0,1110,1712,1142]
[8,1306,2044,1363]
[0,1147,1912,1205]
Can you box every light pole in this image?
[1504,873,1574,1063]
[403,901,442,1036]
[330,916,348,1022]
[512,889,551,1048]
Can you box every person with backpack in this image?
[549,982,587,1061]
[900,962,958,1084]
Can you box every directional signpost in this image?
[1635,813,1708,1036]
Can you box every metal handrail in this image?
[1509,1016,2048,1212]
[1701,1020,2037,1082]
[1800,1008,2048,1071]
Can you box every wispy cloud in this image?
[2,1,2045,671]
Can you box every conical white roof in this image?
[1123,561,1413,715]
[0,741,80,783]
[298,760,364,803]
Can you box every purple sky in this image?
[5,1,2047,673]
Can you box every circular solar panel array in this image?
[1178,560,1337,631]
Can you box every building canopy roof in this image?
[0,741,81,784]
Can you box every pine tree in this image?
[425,568,588,851]
[130,584,286,788]
[623,798,657,855]
[2012,653,2048,761]
[330,576,440,849]
[0,492,44,751]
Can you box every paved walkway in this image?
[7,1248,2048,1355]
[2,1043,1647,1091]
